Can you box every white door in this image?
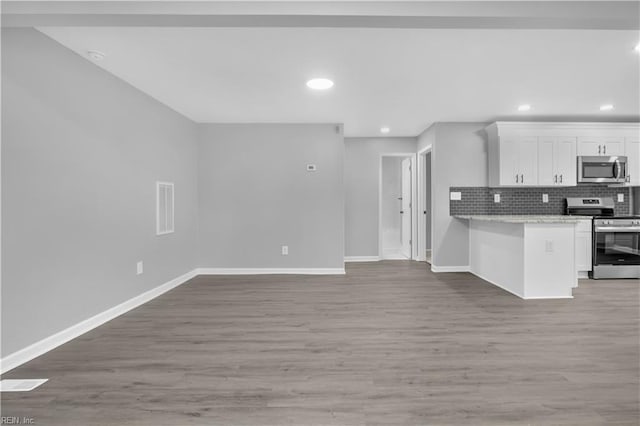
[602,138,625,156]
[555,137,577,186]
[518,137,539,185]
[625,138,640,185]
[401,158,412,259]
[537,137,556,186]
[577,138,602,156]
[500,139,520,185]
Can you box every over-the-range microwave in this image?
[577,156,627,184]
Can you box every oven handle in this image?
[614,160,621,180]
[595,226,640,233]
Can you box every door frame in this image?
[417,145,433,263]
[378,153,418,260]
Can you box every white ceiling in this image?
[38,26,639,137]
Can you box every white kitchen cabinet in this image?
[625,138,640,185]
[575,220,592,275]
[492,136,539,186]
[487,122,639,188]
[577,137,625,156]
[538,137,577,186]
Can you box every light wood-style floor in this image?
[2,261,639,425]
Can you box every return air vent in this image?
[156,182,174,235]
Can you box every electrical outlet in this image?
[617,193,624,202]
[136,261,144,275]
[281,245,289,256]
[494,194,501,203]
[542,194,549,203]
[306,164,317,172]
[450,191,462,201]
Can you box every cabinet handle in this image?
[598,145,601,154]
[560,174,563,183]
[521,174,524,184]
[603,145,607,155]
[515,174,519,183]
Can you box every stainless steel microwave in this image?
[577,156,627,184]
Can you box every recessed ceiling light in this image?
[306,78,334,90]
[517,104,531,112]
[87,50,106,61]
[380,127,391,134]
[600,104,614,111]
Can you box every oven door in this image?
[593,227,640,266]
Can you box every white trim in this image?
[0,269,198,375]
[577,271,589,279]
[344,256,380,262]
[196,268,346,275]
[431,265,470,273]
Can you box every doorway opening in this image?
[379,154,417,260]
[417,147,433,264]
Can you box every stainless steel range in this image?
[566,197,640,280]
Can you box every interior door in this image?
[401,158,412,259]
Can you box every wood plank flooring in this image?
[2,261,639,425]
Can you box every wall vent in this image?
[156,182,175,235]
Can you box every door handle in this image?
[423,210,427,215]
[400,210,404,214]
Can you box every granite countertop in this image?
[454,215,593,224]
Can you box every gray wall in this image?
[425,152,432,250]
[344,137,417,257]
[2,29,199,357]
[418,123,488,268]
[197,124,344,269]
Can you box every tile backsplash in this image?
[450,186,632,216]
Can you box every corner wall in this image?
[417,123,488,269]
[1,29,199,358]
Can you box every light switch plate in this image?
[136,261,143,275]
[281,245,289,255]
[617,193,624,202]
[542,194,549,203]
[494,194,501,203]
[450,191,462,201]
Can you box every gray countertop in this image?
[454,215,592,224]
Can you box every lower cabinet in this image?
[575,220,592,275]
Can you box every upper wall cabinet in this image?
[486,122,640,188]
[577,137,625,156]
[626,138,640,185]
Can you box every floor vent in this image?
[0,379,48,392]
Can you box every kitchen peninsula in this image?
[455,215,587,299]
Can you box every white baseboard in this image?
[0,269,198,375]
[196,268,346,275]
[577,271,590,279]
[344,256,380,262]
[431,265,470,273]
